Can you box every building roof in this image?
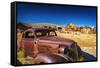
[25,27,55,32]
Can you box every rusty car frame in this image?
[19,27,84,64]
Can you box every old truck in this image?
[19,27,84,64]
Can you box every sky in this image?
[16,3,97,27]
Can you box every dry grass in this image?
[17,31,96,64]
[57,31,96,57]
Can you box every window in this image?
[25,31,34,38]
[49,31,56,36]
[35,29,57,37]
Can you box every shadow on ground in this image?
[83,51,96,61]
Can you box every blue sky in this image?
[16,3,97,26]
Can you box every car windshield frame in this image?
[35,29,57,37]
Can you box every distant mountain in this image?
[30,23,64,27]
[17,22,32,30]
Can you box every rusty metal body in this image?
[20,27,84,64]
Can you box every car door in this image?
[22,30,38,57]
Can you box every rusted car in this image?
[20,27,84,64]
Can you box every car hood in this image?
[37,36,75,46]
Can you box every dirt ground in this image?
[17,30,96,64]
[57,31,96,57]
